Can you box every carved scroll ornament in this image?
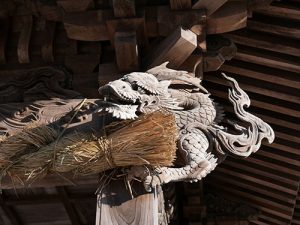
[0,66,80,104]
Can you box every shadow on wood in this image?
[96,179,159,225]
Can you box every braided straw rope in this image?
[0,111,177,185]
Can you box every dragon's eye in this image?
[122,86,126,88]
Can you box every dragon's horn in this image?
[147,62,208,93]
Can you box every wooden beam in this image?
[206,75,300,104]
[63,10,112,41]
[106,17,148,47]
[67,39,78,55]
[214,163,298,200]
[35,1,62,21]
[220,63,300,90]
[192,0,228,16]
[0,17,9,64]
[206,1,247,34]
[207,171,296,218]
[65,54,101,73]
[62,5,248,41]
[224,158,299,188]
[3,194,95,206]
[41,21,56,63]
[98,63,124,86]
[157,6,206,36]
[0,173,99,189]
[254,4,300,21]
[144,27,197,69]
[145,7,159,38]
[57,187,81,225]
[113,0,135,17]
[57,0,94,12]
[170,0,192,10]
[0,195,22,225]
[247,0,274,10]
[247,20,300,41]
[179,53,203,73]
[208,86,300,118]
[191,23,206,51]
[17,15,33,63]
[226,31,300,57]
[96,179,159,225]
[0,1,16,17]
[115,31,139,72]
[73,72,100,97]
[234,47,300,74]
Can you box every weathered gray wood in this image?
[96,180,159,225]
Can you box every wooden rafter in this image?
[0,195,22,225]
[56,187,81,225]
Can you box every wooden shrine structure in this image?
[0,0,299,225]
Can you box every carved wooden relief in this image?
[0,67,81,103]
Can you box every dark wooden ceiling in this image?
[203,1,300,224]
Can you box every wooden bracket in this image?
[17,15,32,64]
[170,0,192,10]
[106,16,148,47]
[63,10,113,41]
[203,35,237,72]
[207,1,247,34]
[35,1,62,21]
[0,17,9,64]
[192,0,228,16]
[144,27,197,69]
[157,6,206,36]
[41,21,56,63]
[113,0,135,17]
[115,31,139,72]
